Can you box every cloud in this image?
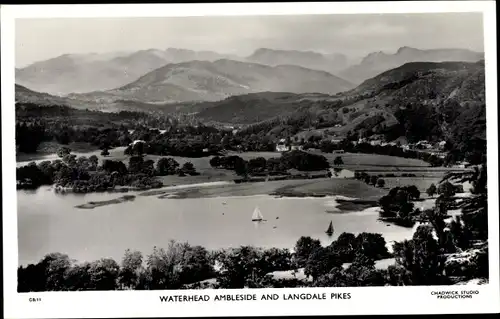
[338,22,407,37]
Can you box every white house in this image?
[453,161,470,169]
[437,141,447,150]
[276,139,290,152]
[370,140,382,146]
[130,140,146,147]
[290,145,303,151]
[416,140,433,149]
[276,144,290,152]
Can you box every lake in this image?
[17,185,427,266]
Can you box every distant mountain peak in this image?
[72,59,354,104]
[166,47,195,53]
[341,47,484,84]
[396,46,419,54]
[250,47,323,57]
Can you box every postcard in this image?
[2,1,499,318]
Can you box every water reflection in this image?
[17,187,416,265]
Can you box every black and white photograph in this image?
[2,1,499,318]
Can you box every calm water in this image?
[17,186,424,266]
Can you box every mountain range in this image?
[16,58,485,148]
[188,60,485,140]
[15,48,242,95]
[66,59,354,103]
[16,46,484,98]
[246,48,352,75]
[339,47,484,84]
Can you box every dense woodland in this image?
[210,151,330,178]
[16,147,203,191]
[16,99,485,166]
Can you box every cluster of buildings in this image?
[274,133,450,159]
[275,139,303,152]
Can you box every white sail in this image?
[252,206,264,221]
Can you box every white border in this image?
[2,2,499,318]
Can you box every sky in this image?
[15,12,484,67]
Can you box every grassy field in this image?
[315,151,431,167]
[139,178,387,201]
[381,177,442,193]
[16,141,98,162]
[17,147,464,199]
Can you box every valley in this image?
[14,42,488,292]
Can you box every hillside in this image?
[14,84,91,109]
[69,59,354,104]
[340,47,484,84]
[15,48,240,95]
[193,92,337,124]
[192,61,485,150]
[14,84,183,113]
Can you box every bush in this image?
[377,178,386,188]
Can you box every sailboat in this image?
[252,206,264,222]
[325,221,334,236]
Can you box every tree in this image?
[234,160,249,177]
[406,185,420,200]
[118,249,144,290]
[101,149,110,157]
[215,246,263,288]
[156,157,180,176]
[88,258,120,290]
[439,161,487,241]
[39,253,72,291]
[438,181,456,199]
[449,216,472,250]
[364,175,371,184]
[64,262,92,291]
[130,141,147,157]
[393,225,447,286]
[18,263,47,292]
[102,160,127,175]
[426,183,437,198]
[333,156,344,166]
[144,242,186,290]
[370,175,378,186]
[248,157,267,174]
[293,236,322,268]
[209,156,221,168]
[377,178,385,188]
[57,147,71,158]
[304,247,342,280]
[128,156,144,174]
[386,265,413,286]
[329,232,357,263]
[260,248,293,273]
[62,154,77,166]
[142,159,156,176]
[343,253,386,287]
[85,155,99,171]
[181,162,197,176]
[178,245,214,285]
[355,232,391,261]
